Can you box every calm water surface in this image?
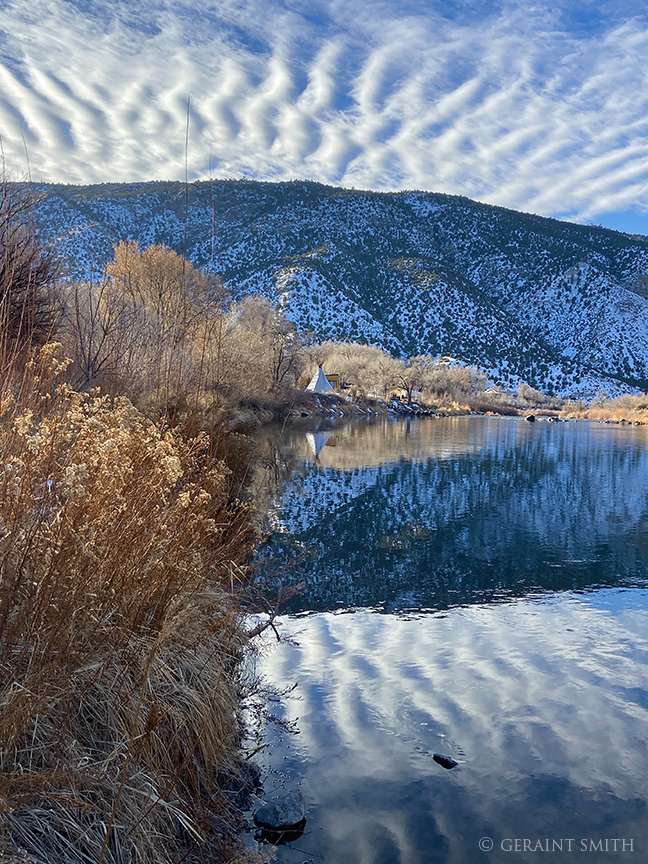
[251,417,648,863]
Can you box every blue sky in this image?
[2,0,648,233]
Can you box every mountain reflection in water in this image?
[252,417,648,864]
[256,417,648,612]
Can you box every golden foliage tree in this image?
[106,241,218,347]
[98,241,227,400]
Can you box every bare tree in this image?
[103,241,226,399]
[398,354,437,404]
[62,279,142,390]
[223,296,303,395]
[0,182,60,365]
[372,354,404,397]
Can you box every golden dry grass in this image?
[562,393,648,423]
[0,344,266,864]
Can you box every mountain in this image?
[29,179,648,396]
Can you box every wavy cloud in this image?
[2,0,648,225]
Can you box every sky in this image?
[2,0,648,232]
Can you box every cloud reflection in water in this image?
[258,595,648,863]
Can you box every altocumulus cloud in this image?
[2,0,648,224]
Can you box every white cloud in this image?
[2,0,648,223]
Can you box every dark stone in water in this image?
[254,789,306,831]
[525,415,536,423]
[433,753,458,769]
[255,819,307,846]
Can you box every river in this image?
[250,416,648,863]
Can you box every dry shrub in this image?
[0,345,263,864]
[467,395,519,416]
[563,392,648,422]
[423,396,470,415]
[516,382,563,410]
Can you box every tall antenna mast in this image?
[183,95,190,264]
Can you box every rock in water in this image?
[433,753,458,770]
[525,415,536,423]
[254,789,306,830]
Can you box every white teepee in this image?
[306,365,334,394]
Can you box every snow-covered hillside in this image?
[29,179,648,396]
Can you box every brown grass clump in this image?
[0,344,265,864]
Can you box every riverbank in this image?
[284,393,648,425]
[230,384,648,434]
[562,394,648,424]
[234,388,518,426]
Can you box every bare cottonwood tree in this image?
[106,241,219,345]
